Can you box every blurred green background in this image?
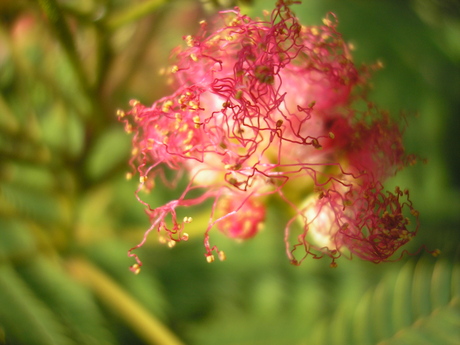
[0,0,459,344]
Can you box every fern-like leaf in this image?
[16,257,117,345]
[309,259,460,345]
[0,264,75,345]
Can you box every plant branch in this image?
[67,258,186,345]
[37,0,91,97]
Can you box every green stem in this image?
[104,0,167,31]
[68,258,186,345]
[0,94,19,135]
[37,0,91,97]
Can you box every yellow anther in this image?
[167,240,176,248]
[140,176,147,183]
[228,177,238,186]
[343,199,353,207]
[183,216,193,223]
[329,132,335,139]
[129,99,140,107]
[130,264,141,275]
[290,259,300,266]
[410,209,420,217]
[185,35,194,47]
[218,251,226,261]
[312,138,322,149]
[183,130,193,145]
[181,233,189,241]
[432,249,441,257]
[190,53,198,62]
[322,18,332,26]
[126,172,133,180]
[125,124,133,134]
[189,101,199,110]
[162,100,173,113]
[311,27,319,36]
[116,109,125,117]
[330,262,338,268]
[257,222,265,231]
[226,35,234,41]
[206,254,215,263]
[171,65,179,73]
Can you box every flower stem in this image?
[68,258,185,345]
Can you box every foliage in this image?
[0,0,459,344]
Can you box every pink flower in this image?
[291,182,420,266]
[215,192,265,240]
[120,0,433,273]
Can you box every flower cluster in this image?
[120,0,432,273]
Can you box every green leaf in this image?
[312,259,460,345]
[0,264,75,345]
[0,219,36,259]
[16,257,117,345]
[85,126,130,181]
[104,0,168,31]
[0,181,70,225]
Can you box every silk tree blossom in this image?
[120,0,435,273]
